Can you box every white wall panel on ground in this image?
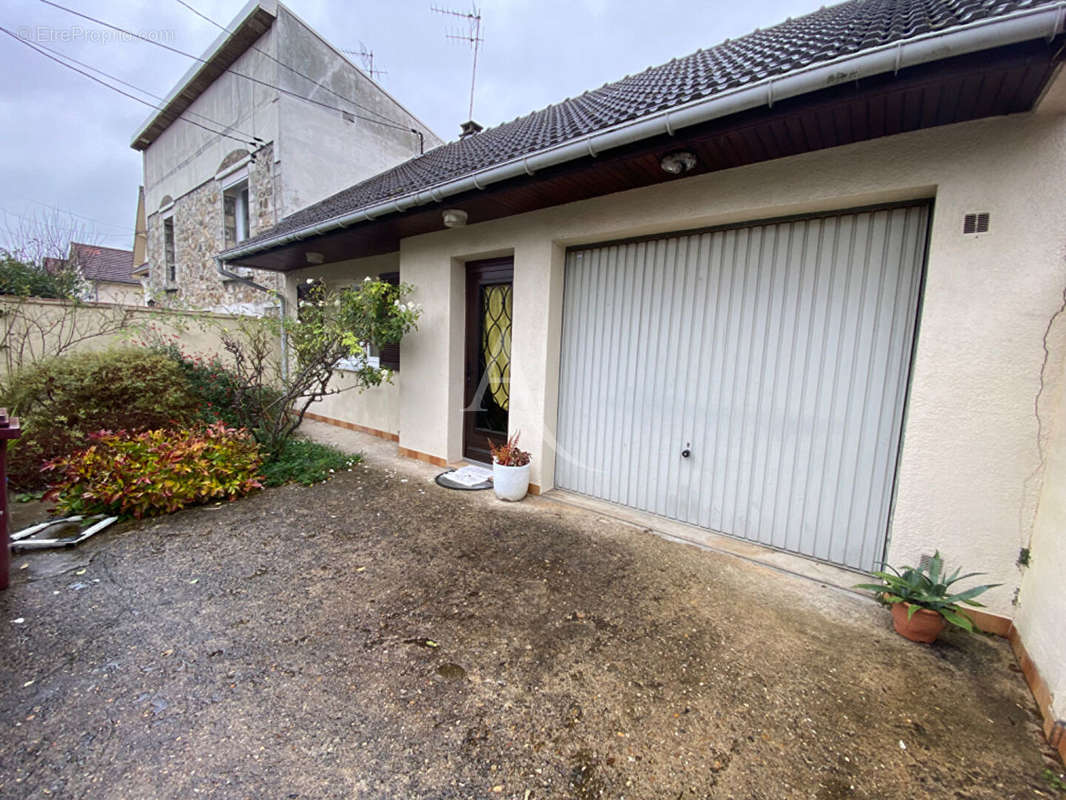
[555,204,929,571]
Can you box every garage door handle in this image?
[681,445,691,459]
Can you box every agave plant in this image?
[854,551,999,632]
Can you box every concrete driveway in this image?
[0,433,1059,799]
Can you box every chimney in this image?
[459,120,483,138]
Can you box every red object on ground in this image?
[0,408,22,591]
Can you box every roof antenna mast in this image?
[342,42,387,81]
[432,3,484,130]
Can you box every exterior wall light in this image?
[660,151,698,175]
[442,209,468,228]
[305,251,325,265]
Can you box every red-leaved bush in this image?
[487,431,531,467]
[43,422,263,518]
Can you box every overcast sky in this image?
[0,0,816,256]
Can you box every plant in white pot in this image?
[488,432,531,502]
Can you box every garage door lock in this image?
[681,443,691,459]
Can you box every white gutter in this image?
[221,1,1066,264]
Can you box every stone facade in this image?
[250,146,276,234]
[145,144,283,313]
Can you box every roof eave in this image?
[220,1,1066,265]
[129,0,277,151]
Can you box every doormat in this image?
[435,465,493,491]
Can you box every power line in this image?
[0,204,129,236]
[174,0,399,128]
[15,198,131,233]
[0,25,259,149]
[42,0,428,144]
[25,33,262,144]
[0,208,131,243]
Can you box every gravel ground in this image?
[0,462,1060,799]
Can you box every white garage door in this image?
[555,204,928,571]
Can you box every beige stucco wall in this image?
[93,282,144,306]
[291,107,1065,623]
[285,253,401,436]
[384,110,1066,619]
[1014,342,1066,720]
[0,297,263,378]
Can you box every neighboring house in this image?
[48,242,141,305]
[130,0,441,313]
[221,0,1066,753]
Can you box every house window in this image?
[163,217,176,284]
[224,181,250,248]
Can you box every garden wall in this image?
[0,295,269,378]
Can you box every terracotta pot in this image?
[891,603,946,643]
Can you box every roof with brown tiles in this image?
[69,242,138,285]
[226,0,1059,254]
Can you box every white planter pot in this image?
[492,460,530,501]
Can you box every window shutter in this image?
[378,271,401,371]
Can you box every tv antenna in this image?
[343,42,387,81]
[432,4,483,122]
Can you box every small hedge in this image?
[1,349,200,489]
[155,343,289,450]
[4,345,365,497]
[43,423,263,518]
[164,347,251,429]
[259,438,360,487]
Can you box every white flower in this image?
[394,299,401,306]
[304,278,314,284]
[363,276,372,282]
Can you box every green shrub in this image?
[259,438,360,487]
[168,347,250,429]
[152,341,286,438]
[853,551,999,632]
[0,251,82,299]
[1,348,200,489]
[43,423,263,518]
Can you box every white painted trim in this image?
[216,160,251,187]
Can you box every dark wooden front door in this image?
[463,258,514,463]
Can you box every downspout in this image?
[214,256,289,382]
